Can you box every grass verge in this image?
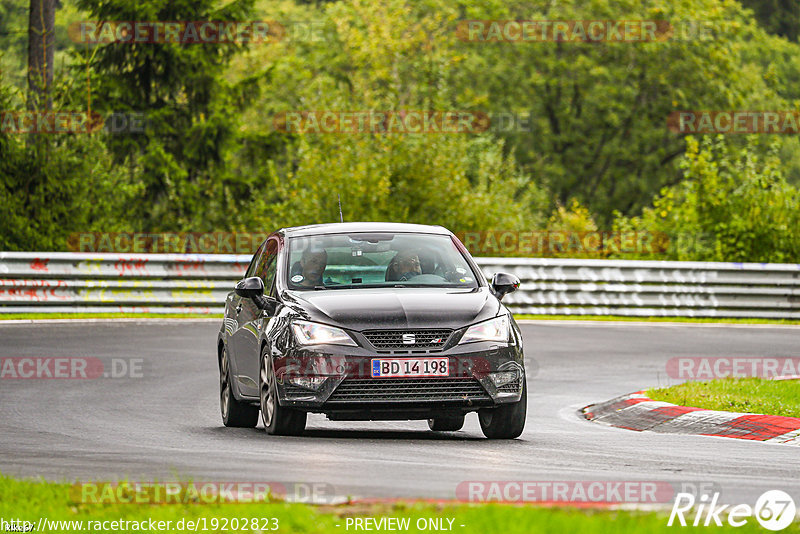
[0,474,780,533]
[514,314,800,325]
[0,313,222,320]
[647,378,800,418]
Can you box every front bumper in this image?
[274,341,525,416]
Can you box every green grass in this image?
[514,314,800,325]
[648,378,800,418]
[0,475,785,533]
[0,312,222,320]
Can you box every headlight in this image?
[292,320,357,346]
[459,315,510,344]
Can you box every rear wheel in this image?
[220,345,259,428]
[479,378,527,439]
[428,415,465,431]
[260,345,307,436]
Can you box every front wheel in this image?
[479,378,527,439]
[220,345,259,428]
[260,346,307,436]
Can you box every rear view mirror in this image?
[234,276,265,299]
[491,272,520,300]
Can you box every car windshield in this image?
[286,232,480,290]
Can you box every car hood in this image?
[284,287,500,331]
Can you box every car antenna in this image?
[337,193,344,223]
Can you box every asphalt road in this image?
[1,320,798,506]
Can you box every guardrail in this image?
[1,252,798,318]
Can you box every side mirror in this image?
[491,272,520,300]
[235,276,265,299]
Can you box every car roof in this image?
[278,222,452,238]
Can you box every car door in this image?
[227,241,264,397]
[230,237,280,398]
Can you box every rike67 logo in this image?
[669,490,796,531]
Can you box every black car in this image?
[217,222,526,439]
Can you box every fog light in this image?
[488,371,518,388]
[288,376,328,391]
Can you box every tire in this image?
[428,415,465,431]
[220,345,259,428]
[479,378,527,439]
[259,345,307,436]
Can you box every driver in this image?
[297,249,327,287]
[386,250,422,281]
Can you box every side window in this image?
[244,242,265,279]
[257,239,279,294]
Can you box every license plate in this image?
[371,357,449,378]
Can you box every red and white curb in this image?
[583,392,800,446]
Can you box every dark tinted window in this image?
[257,239,279,293]
[244,242,265,278]
[286,233,479,290]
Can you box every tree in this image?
[233,0,548,233]
[450,0,789,223]
[27,0,55,110]
[72,0,257,231]
[614,135,800,262]
[738,0,799,42]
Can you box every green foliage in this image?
[232,0,547,232]
[547,199,598,234]
[614,135,800,262]
[2,0,800,263]
[0,0,30,89]
[0,133,134,252]
[257,134,546,231]
[452,0,790,222]
[70,0,259,231]
[738,0,800,42]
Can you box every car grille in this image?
[363,329,453,351]
[326,378,490,403]
[497,378,523,393]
